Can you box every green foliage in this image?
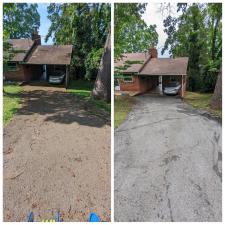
[162,3,222,92]
[114,3,158,59]
[3,83,22,125]
[114,95,135,128]
[46,3,110,80]
[84,48,104,80]
[3,3,40,70]
[3,3,40,39]
[185,91,221,118]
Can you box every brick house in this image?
[115,48,189,97]
[4,30,73,88]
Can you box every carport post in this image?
[181,75,184,98]
[65,65,69,89]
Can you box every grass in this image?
[184,91,222,118]
[114,95,135,128]
[3,83,22,125]
[67,79,111,118]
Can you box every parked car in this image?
[49,71,65,84]
[163,81,181,95]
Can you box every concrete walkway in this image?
[115,95,221,222]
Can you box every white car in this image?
[49,71,65,84]
[164,81,181,95]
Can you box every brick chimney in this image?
[149,47,158,58]
[32,27,41,45]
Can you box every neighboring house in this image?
[3,30,73,88]
[115,48,189,97]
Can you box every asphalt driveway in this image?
[114,95,222,222]
[3,85,111,222]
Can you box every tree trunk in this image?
[210,65,222,110]
[92,28,111,102]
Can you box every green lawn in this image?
[3,83,22,125]
[114,95,135,128]
[184,91,222,118]
[67,79,111,117]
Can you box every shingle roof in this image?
[139,57,189,75]
[8,39,34,51]
[115,53,150,73]
[115,52,189,76]
[7,39,34,62]
[26,45,73,65]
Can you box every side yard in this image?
[67,80,111,119]
[184,91,222,119]
[3,83,22,125]
[114,95,135,128]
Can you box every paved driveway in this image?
[4,85,110,222]
[115,95,221,222]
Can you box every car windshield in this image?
[167,82,179,87]
[54,71,64,76]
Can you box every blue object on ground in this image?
[55,211,60,222]
[27,212,34,222]
[89,213,100,222]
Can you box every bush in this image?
[84,48,104,80]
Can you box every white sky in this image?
[142,3,178,58]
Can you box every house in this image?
[115,48,189,97]
[3,30,73,88]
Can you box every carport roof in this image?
[26,45,73,65]
[139,57,189,76]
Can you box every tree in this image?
[3,3,40,39]
[92,28,111,102]
[210,65,222,110]
[46,3,110,80]
[162,3,222,92]
[114,3,158,59]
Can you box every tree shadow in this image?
[16,89,110,128]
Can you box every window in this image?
[7,62,17,71]
[123,76,133,83]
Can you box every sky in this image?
[37,4,53,45]
[142,3,178,58]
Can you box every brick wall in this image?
[4,64,42,82]
[119,75,158,93]
[4,64,26,81]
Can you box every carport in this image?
[138,57,188,97]
[25,45,73,88]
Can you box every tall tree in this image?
[3,3,40,39]
[92,28,111,102]
[162,3,222,92]
[210,65,222,110]
[114,3,158,59]
[46,3,110,80]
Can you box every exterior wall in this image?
[119,74,187,97]
[4,64,26,81]
[4,63,42,82]
[119,75,158,93]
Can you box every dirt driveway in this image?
[115,95,221,222]
[3,85,111,222]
